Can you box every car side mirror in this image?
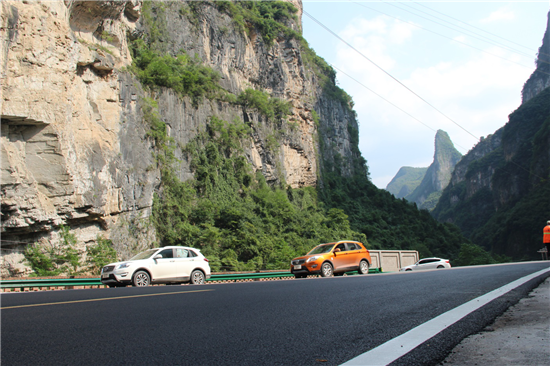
[334,248,341,253]
[154,254,162,260]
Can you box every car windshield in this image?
[129,249,158,260]
[307,244,335,255]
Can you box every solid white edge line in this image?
[341,267,550,366]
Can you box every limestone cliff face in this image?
[0,1,359,276]
[522,11,550,103]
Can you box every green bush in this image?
[129,39,222,106]
[23,225,81,276]
[237,88,292,121]
[216,1,299,46]
[86,236,118,274]
[455,243,496,266]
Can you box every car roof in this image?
[152,246,202,251]
[319,241,363,245]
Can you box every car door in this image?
[423,259,439,270]
[331,243,349,271]
[174,248,195,281]
[150,248,178,281]
[346,242,362,269]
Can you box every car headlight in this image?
[306,256,321,263]
[117,263,131,270]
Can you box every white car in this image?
[101,246,211,287]
[400,257,451,272]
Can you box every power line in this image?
[411,1,550,60]
[330,64,471,153]
[303,10,480,141]
[391,1,541,62]
[352,2,550,77]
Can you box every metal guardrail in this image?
[0,268,382,291]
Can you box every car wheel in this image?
[320,262,333,277]
[133,270,150,287]
[358,260,370,274]
[406,269,412,271]
[437,265,444,269]
[190,270,205,285]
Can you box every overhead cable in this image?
[330,64,471,153]
[303,10,480,141]
[352,2,550,77]
[411,1,550,60]
[392,1,541,62]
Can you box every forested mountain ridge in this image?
[386,166,427,199]
[1,0,472,276]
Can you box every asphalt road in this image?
[2,262,549,366]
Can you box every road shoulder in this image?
[441,277,550,366]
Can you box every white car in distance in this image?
[400,257,451,272]
[101,246,211,287]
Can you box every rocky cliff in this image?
[433,82,550,259]
[522,11,550,103]
[1,0,360,276]
[386,130,462,210]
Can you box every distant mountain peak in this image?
[386,130,462,210]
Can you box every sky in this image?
[301,0,550,188]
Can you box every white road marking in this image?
[341,267,550,366]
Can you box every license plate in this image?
[294,265,302,270]
[101,273,109,279]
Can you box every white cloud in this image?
[480,7,516,23]
[333,14,534,188]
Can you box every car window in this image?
[158,249,174,258]
[348,243,359,250]
[188,250,197,257]
[335,243,347,252]
[308,244,335,255]
[175,248,189,258]
[130,249,158,260]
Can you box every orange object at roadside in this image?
[543,224,550,244]
[290,241,372,278]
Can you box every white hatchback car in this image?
[101,246,211,287]
[400,257,451,272]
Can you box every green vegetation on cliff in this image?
[24,227,117,277]
[129,39,223,106]
[216,0,299,46]
[151,116,365,271]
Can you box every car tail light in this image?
[204,258,209,262]
[445,260,450,263]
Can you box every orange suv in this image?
[290,241,372,278]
